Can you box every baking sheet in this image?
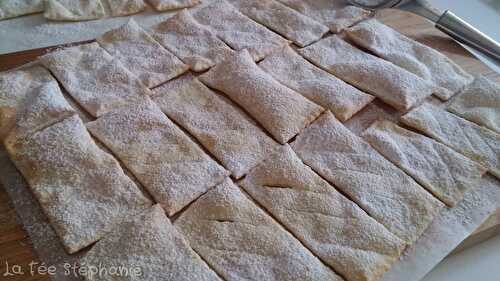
[1,101,499,281]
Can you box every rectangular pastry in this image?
[362,120,487,207]
[0,66,55,139]
[259,46,374,121]
[228,0,329,47]
[40,42,152,117]
[291,111,444,243]
[276,0,370,33]
[82,205,222,281]
[401,103,500,179]
[240,145,405,281]
[44,0,105,21]
[151,10,234,72]
[97,19,188,88]
[5,115,152,254]
[0,0,44,20]
[86,98,229,216]
[107,0,146,16]
[199,49,324,144]
[146,0,199,11]
[447,76,500,134]
[298,36,437,111]
[346,19,472,100]
[192,0,289,61]
[152,75,280,179]
[174,178,343,281]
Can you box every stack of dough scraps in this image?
[0,0,44,20]
[401,103,500,179]
[298,35,437,111]
[346,19,473,100]
[291,111,444,244]
[227,0,329,47]
[152,75,281,179]
[240,145,406,281]
[5,114,152,254]
[175,178,344,281]
[44,0,105,21]
[276,0,371,33]
[86,98,229,216]
[447,76,500,134]
[199,49,324,144]
[39,42,152,117]
[192,0,290,61]
[97,19,188,88]
[151,9,235,72]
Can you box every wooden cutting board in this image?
[0,9,499,281]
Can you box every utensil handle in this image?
[436,11,500,60]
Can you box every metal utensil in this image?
[348,0,500,60]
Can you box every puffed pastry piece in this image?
[44,0,105,21]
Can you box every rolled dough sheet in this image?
[44,0,105,21]
[228,0,329,47]
[447,76,500,134]
[151,9,234,72]
[240,145,406,281]
[97,19,188,88]
[192,0,290,61]
[107,0,147,16]
[82,205,222,281]
[276,0,371,33]
[174,178,344,281]
[86,98,229,216]
[291,111,444,243]
[259,46,374,122]
[0,0,44,20]
[346,19,472,101]
[39,42,152,117]
[199,49,324,144]
[298,36,437,111]
[152,75,280,179]
[0,65,55,139]
[146,0,200,11]
[5,115,152,254]
[4,81,75,145]
[401,103,500,180]
[362,120,488,207]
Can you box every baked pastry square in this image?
[228,0,329,47]
[151,9,234,72]
[259,46,374,121]
[277,0,370,33]
[82,205,222,281]
[175,178,343,281]
[447,76,500,134]
[291,111,444,243]
[298,36,437,111]
[192,0,289,61]
[0,0,44,20]
[346,19,472,100]
[44,0,105,21]
[146,0,200,11]
[40,42,151,117]
[86,98,229,216]
[4,81,75,145]
[401,103,500,179]
[152,75,280,179]
[199,49,324,144]
[0,66,55,139]
[5,115,152,254]
[363,120,487,207]
[98,19,188,88]
[107,0,146,16]
[240,145,406,281]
